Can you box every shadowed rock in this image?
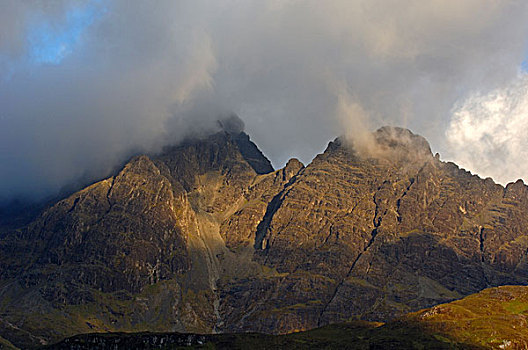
[1,125,528,349]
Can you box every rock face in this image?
[1,124,528,348]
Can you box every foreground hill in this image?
[42,285,528,349]
[1,117,528,348]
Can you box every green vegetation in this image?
[43,286,528,349]
[406,285,528,349]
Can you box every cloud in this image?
[1,0,528,201]
[446,74,528,184]
[335,86,375,155]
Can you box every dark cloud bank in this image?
[2,0,528,202]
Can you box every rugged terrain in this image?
[1,117,528,348]
[40,285,528,349]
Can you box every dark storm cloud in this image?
[1,0,528,201]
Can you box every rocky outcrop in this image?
[218,127,528,333]
[1,125,528,349]
[24,155,189,294]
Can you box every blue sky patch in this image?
[28,0,107,65]
[521,59,528,73]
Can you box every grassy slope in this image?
[406,285,528,349]
[38,285,528,349]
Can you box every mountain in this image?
[1,119,528,348]
[41,285,528,349]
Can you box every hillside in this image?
[1,120,528,348]
[43,286,528,349]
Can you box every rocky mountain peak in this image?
[217,113,245,135]
[231,132,274,174]
[216,114,274,174]
[373,126,432,158]
[2,122,528,349]
[284,158,304,173]
[324,126,433,166]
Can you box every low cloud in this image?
[1,0,528,201]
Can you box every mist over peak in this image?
[373,126,432,157]
[217,114,245,135]
[334,126,433,167]
[1,0,528,201]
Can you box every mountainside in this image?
[41,285,528,349]
[1,120,528,348]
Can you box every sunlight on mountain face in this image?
[27,0,106,64]
[446,73,528,185]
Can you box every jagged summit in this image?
[329,126,433,163]
[1,123,528,349]
[231,132,274,174]
[374,126,432,157]
[161,114,274,177]
[217,114,245,135]
[218,114,274,174]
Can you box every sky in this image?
[1,0,528,202]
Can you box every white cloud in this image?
[446,74,528,184]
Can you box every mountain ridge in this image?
[1,122,528,348]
